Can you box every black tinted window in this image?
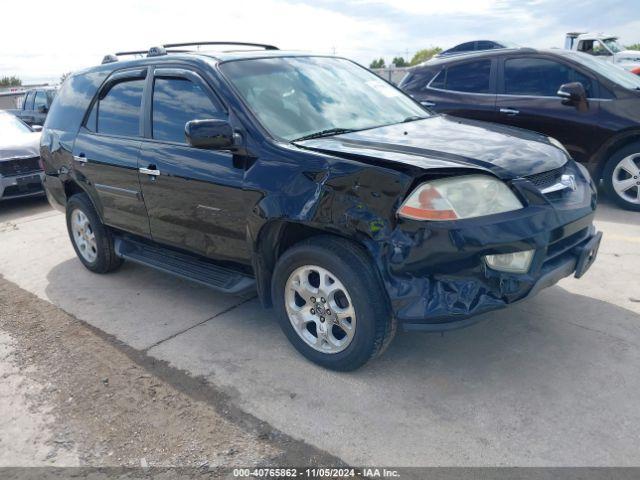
[477,41,497,50]
[34,91,47,110]
[442,60,492,93]
[504,57,596,97]
[455,42,475,52]
[97,79,144,136]
[431,69,446,89]
[152,77,220,143]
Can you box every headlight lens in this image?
[485,250,534,273]
[398,174,523,221]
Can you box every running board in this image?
[114,237,255,295]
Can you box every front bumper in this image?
[0,172,45,200]
[378,160,600,331]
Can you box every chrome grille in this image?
[525,166,565,190]
[0,157,41,176]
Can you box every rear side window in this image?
[95,79,144,137]
[504,57,594,97]
[34,91,48,110]
[152,77,221,143]
[23,92,35,110]
[429,60,492,93]
[44,70,109,131]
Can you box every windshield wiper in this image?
[292,128,355,142]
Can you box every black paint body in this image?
[40,50,599,330]
[399,48,640,181]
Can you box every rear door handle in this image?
[139,166,160,176]
[499,108,520,116]
[73,153,87,164]
[421,101,436,107]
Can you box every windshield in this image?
[219,56,428,141]
[567,52,640,90]
[603,38,624,53]
[0,112,32,139]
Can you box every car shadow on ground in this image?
[42,247,640,465]
[44,254,640,382]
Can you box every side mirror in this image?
[38,105,48,114]
[185,119,234,150]
[557,82,588,111]
[31,125,43,132]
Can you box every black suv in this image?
[41,42,601,370]
[399,48,640,210]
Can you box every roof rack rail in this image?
[163,41,278,51]
[102,46,168,64]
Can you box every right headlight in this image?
[398,174,523,221]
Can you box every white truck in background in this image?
[565,32,640,74]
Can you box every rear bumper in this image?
[0,172,45,200]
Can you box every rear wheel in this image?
[272,236,395,371]
[603,142,640,211]
[66,193,122,273]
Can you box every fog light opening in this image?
[484,250,534,273]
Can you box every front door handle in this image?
[139,166,160,176]
[421,101,436,107]
[73,153,87,164]
[499,108,520,116]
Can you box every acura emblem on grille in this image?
[560,174,577,191]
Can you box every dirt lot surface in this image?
[0,276,339,473]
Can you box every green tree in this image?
[0,76,22,87]
[409,47,442,66]
[626,43,640,50]
[392,56,408,67]
[369,58,386,69]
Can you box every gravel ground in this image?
[0,275,340,473]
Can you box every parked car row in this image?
[8,86,57,126]
[0,110,45,201]
[38,42,601,370]
[399,47,640,210]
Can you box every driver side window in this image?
[152,77,221,144]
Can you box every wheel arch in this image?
[591,129,640,181]
[62,178,105,222]
[251,220,377,308]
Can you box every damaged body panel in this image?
[40,48,601,369]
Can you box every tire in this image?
[602,141,640,211]
[66,193,123,273]
[271,235,396,371]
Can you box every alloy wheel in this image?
[284,265,356,354]
[612,153,640,204]
[71,209,98,263]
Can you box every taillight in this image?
[631,66,640,76]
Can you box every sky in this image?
[1,0,639,84]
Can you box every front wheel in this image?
[271,236,396,371]
[603,142,640,211]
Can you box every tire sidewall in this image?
[272,242,384,371]
[603,142,640,211]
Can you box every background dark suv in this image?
[399,48,640,210]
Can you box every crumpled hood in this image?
[295,115,568,179]
[0,132,40,161]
